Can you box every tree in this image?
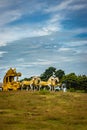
[77,75,87,92]
[62,73,78,89]
[55,69,65,80]
[40,66,56,81]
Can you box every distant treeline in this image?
[21,66,87,92]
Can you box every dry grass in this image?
[0,91,87,130]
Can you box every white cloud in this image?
[45,0,74,13]
[0,10,22,27]
[0,51,7,57]
[42,24,59,33]
[15,58,57,68]
[0,0,47,27]
[58,47,71,52]
[30,60,57,66]
[59,56,74,62]
[0,41,7,47]
[56,27,87,41]
[0,18,60,47]
[16,58,24,62]
[45,0,86,13]
[68,4,87,10]
[1,0,86,47]
[66,40,87,47]
[0,0,62,47]
[0,0,13,7]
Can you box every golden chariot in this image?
[2,68,22,91]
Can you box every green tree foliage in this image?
[77,75,87,92]
[20,77,32,82]
[55,69,65,80]
[62,73,78,89]
[40,67,56,81]
[40,66,65,81]
[62,73,87,92]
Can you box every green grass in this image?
[0,91,87,130]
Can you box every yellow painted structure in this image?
[2,68,22,91]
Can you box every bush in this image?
[69,88,76,92]
[39,89,50,95]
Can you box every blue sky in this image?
[0,0,87,81]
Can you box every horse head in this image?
[32,76,41,86]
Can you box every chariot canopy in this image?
[2,68,22,91]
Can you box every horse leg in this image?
[30,84,33,90]
[52,86,54,91]
[48,85,51,91]
[39,85,42,91]
[21,84,24,90]
[26,86,29,91]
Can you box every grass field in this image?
[0,90,87,130]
